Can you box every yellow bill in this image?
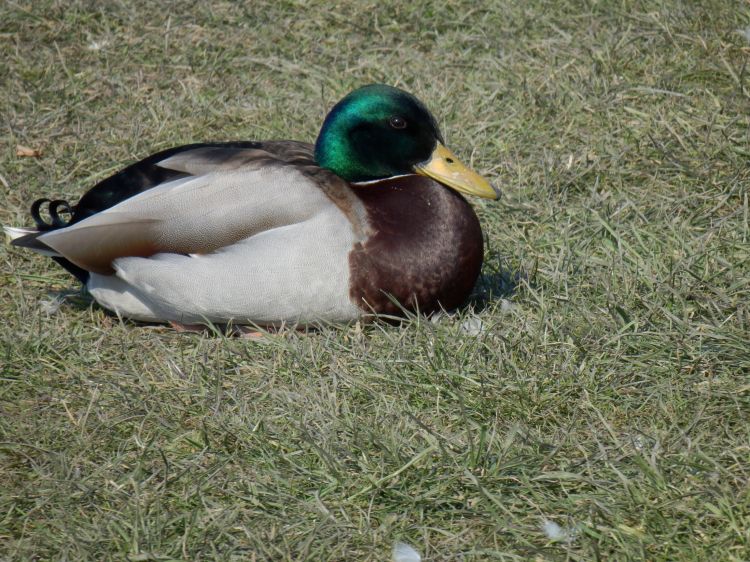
[414,143,500,199]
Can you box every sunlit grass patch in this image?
[1,1,748,560]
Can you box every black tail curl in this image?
[31,198,74,231]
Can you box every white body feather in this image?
[18,149,367,325]
[88,206,361,325]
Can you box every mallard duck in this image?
[5,84,499,327]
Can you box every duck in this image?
[4,84,500,328]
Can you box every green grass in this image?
[1,0,749,560]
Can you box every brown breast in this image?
[348,175,484,316]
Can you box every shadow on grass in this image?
[466,252,522,313]
[42,287,93,313]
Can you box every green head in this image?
[314,84,443,182]
[314,84,500,199]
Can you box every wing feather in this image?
[38,148,337,274]
[4,226,38,241]
[157,147,274,175]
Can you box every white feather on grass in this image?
[392,541,421,562]
[542,519,578,543]
[39,295,64,315]
[460,317,485,336]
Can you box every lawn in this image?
[1,0,749,560]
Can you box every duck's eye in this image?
[389,116,407,129]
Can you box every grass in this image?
[1,0,749,559]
